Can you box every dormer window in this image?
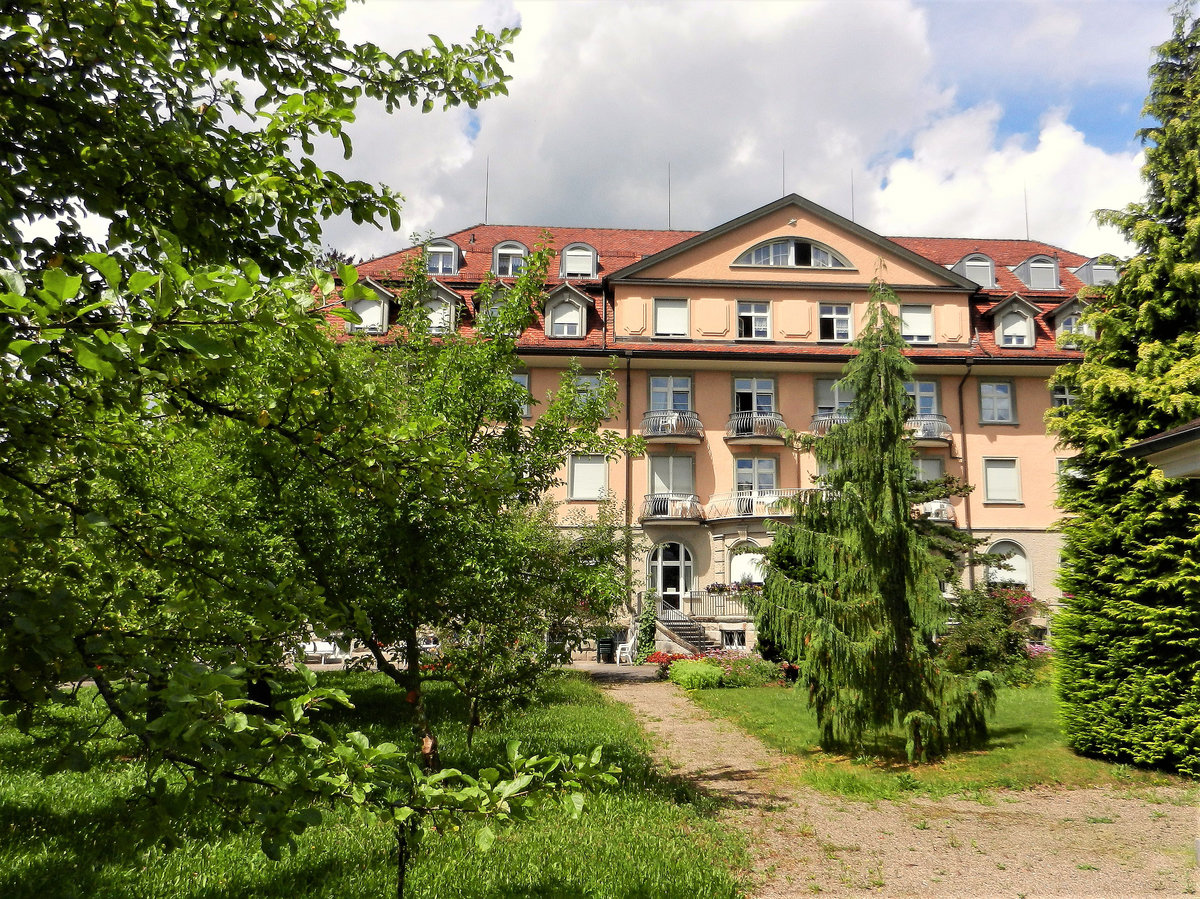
[494,241,527,277]
[345,280,393,335]
[1048,298,1092,348]
[734,238,851,269]
[1013,255,1060,290]
[960,254,995,287]
[999,310,1033,347]
[1073,258,1118,286]
[561,244,597,279]
[426,240,459,276]
[544,287,590,339]
[424,296,455,335]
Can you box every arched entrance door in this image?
[648,542,693,612]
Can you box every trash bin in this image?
[596,637,615,664]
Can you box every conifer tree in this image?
[1049,8,1200,776]
[755,282,995,762]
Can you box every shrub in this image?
[668,659,723,690]
[644,650,700,679]
[939,584,1045,685]
[703,651,780,688]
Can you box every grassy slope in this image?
[692,681,1193,801]
[0,672,747,899]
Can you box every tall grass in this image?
[0,672,748,898]
[692,681,1194,801]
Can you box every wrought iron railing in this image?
[916,499,956,523]
[706,488,805,519]
[809,411,850,435]
[724,410,785,440]
[683,589,751,618]
[905,413,952,442]
[641,410,704,440]
[639,492,704,521]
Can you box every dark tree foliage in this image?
[1049,8,1200,776]
[754,283,995,762]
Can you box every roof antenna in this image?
[484,156,490,224]
[1023,182,1030,240]
[667,162,672,230]
[781,149,786,197]
[850,169,856,222]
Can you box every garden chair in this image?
[615,633,637,666]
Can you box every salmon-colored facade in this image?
[352,196,1107,653]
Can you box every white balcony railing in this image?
[906,413,952,442]
[682,590,751,619]
[809,411,850,435]
[641,410,704,440]
[640,492,704,522]
[725,410,785,440]
[706,488,807,519]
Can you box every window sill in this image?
[979,420,1020,427]
[982,500,1025,506]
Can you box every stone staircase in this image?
[656,608,719,654]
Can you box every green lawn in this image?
[692,679,1192,801]
[0,672,748,898]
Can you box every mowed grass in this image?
[0,671,748,899]
[692,678,1194,802]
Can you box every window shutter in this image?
[571,455,606,499]
[654,299,688,336]
[565,248,593,277]
[984,459,1019,501]
[901,305,933,340]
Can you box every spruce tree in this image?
[1049,8,1200,776]
[755,283,995,762]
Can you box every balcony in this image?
[906,413,952,445]
[706,488,805,520]
[641,410,704,443]
[916,499,956,524]
[639,492,704,523]
[724,410,786,444]
[679,589,752,619]
[809,411,850,436]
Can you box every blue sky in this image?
[320,0,1175,260]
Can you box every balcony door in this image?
[735,457,776,514]
[648,456,693,516]
[648,542,693,612]
[650,375,692,412]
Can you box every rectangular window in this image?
[549,302,582,337]
[722,630,747,649]
[574,373,602,398]
[999,312,1031,346]
[983,458,1021,503]
[736,301,770,339]
[916,457,945,481]
[1051,385,1077,408]
[816,378,855,413]
[1029,261,1057,290]
[733,377,775,413]
[735,457,777,493]
[650,375,692,412]
[818,303,851,341]
[904,380,939,415]
[569,454,607,500]
[900,305,933,343]
[649,455,694,495]
[427,249,455,275]
[512,372,530,418]
[563,248,594,278]
[980,380,1014,423]
[348,298,387,334]
[653,298,689,337]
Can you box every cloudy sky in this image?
[319,0,1173,262]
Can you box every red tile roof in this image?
[888,237,1093,298]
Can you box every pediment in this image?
[983,293,1042,319]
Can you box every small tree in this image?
[1049,7,1200,776]
[754,281,995,762]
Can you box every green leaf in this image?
[73,341,116,377]
[475,825,495,852]
[83,253,122,289]
[127,271,162,294]
[42,268,82,302]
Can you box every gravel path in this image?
[587,665,1198,898]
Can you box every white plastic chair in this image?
[615,634,637,666]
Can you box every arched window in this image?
[986,540,1030,586]
[963,254,994,287]
[1015,255,1059,290]
[426,240,459,276]
[493,241,527,277]
[733,238,850,269]
[729,542,766,585]
[423,297,454,334]
[648,542,694,611]
[561,243,597,279]
[545,296,585,338]
[998,310,1033,347]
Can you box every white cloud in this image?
[315,0,1156,262]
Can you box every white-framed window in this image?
[511,371,531,418]
[649,454,694,495]
[547,299,584,338]
[568,454,607,500]
[916,457,945,481]
[733,239,850,268]
[982,458,1021,503]
[346,297,387,334]
[736,456,778,494]
[653,298,689,337]
[424,297,454,335]
[904,380,939,416]
[561,244,596,279]
[964,254,994,287]
[1051,385,1077,408]
[1057,311,1092,348]
[494,241,527,277]
[980,380,1015,423]
[818,303,851,341]
[733,377,775,413]
[650,375,692,412]
[722,629,747,649]
[1027,256,1058,290]
[816,378,855,413]
[986,539,1030,585]
[729,541,766,585]
[736,301,770,339]
[999,310,1034,347]
[900,305,933,343]
[426,241,458,276]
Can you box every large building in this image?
[348,195,1112,652]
